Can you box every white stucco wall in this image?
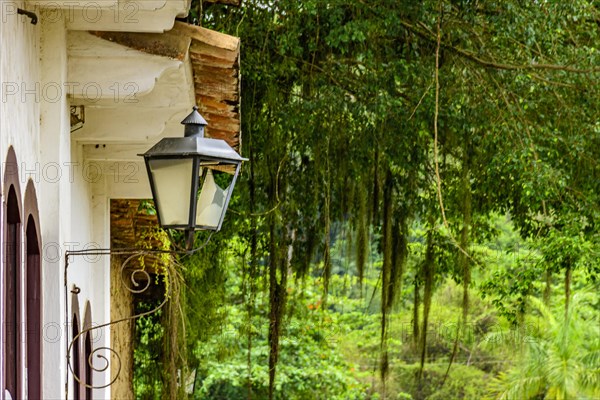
[38,15,70,400]
[1,1,45,398]
[1,1,40,161]
[0,5,111,399]
[1,2,198,399]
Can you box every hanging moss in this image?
[565,263,572,319]
[444,142,473,383]
[380,170,394,391]
[322,173,332,305]
[162,262,186,399]
[356,185,369,290]
[267,213,282,400]
[459,143,473,329]
[322,236,332,305]
[390,217,408,308]
[345,224,353,283]
[371,148,381,226]
[412,278,421,351]
[298,225,317,279]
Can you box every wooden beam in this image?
[91,21,243,155]
[90,30,191,60]
[173,21,240,52]
[190,41,238,63]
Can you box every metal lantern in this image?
[140,106,247,248]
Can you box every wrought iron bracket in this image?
[63,233,212,399]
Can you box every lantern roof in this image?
[140,136,247,163]
[181,106,207,126]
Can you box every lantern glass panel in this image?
[148,158,194,226]
[195,168,234,229]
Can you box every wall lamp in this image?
[139,106,247,250]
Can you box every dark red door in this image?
[5,186,21,400]
[26,216,42,399]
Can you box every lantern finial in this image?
[181,106,208,138]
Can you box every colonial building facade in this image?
[0,1,240,398]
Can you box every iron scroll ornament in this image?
[63,234,212,397]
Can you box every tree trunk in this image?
[543,270,552,306]
[459,143,472,330]
[390,218,408,308]
[380,170,394,394]
[267,213,279,400]
[443,140,472,385]
[322,177,332,306]
[565,264,572,319]
[371,148,380,225]
[268,223,293,400]
[412,279,420,351]
[247,114,258,400]
[418,222,435,379]
[356,186,368,292]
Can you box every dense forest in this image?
[133,1,600,399]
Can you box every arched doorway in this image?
[3,147,22,400]
[24,180,42,399]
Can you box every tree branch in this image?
[401,20,600,74]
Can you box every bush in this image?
[393,363,491,400]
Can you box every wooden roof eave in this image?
[91,22,242,155]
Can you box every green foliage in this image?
[394,363,490,400]
[135,0,600,398]
[193,274,371,400]
[134,307,165,400]
[490,293,600,400]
